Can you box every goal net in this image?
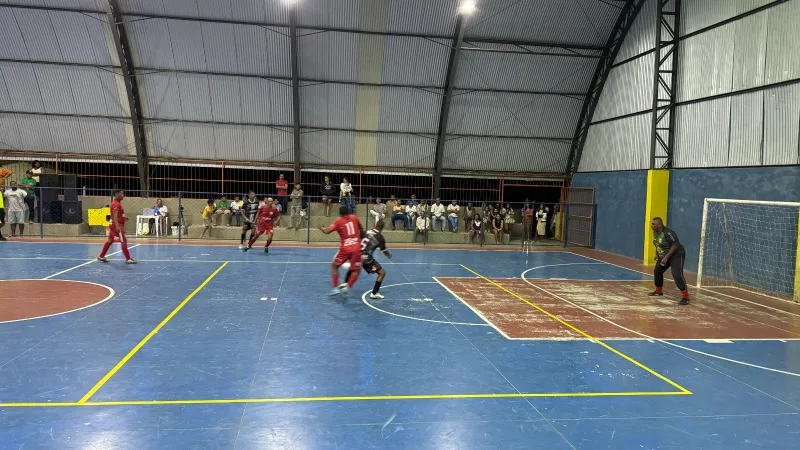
[698,199,800,302]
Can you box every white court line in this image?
[519,269,800,378]
[0,280,115,324]
[567,252,800,318]
[3,257,461,265]
[41,244,140,280]
[360,282,489,327]
[712,286,793,304]
[432,277,512,338]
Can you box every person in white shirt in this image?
[154,198,169,234]
[230,196,242,226]
[370,198,387,226]
[535,205,547,241]
[405,201,417,226]
[413,212,430,243]
[446,200,460,232]
[430,198,446,232]
[3,182,28,237]
[340,177,354,214]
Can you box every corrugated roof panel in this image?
[83,13,115,65]
[376,133,437,168]
[200,22,237,72]
[381,36,449,87]
[120,0,289,23]
[592,53,654,122]
[0,114,22,150]
[296,0,360,30]
[239,125,294,163]
[127,17,176,68]
[167,19,207,71]
[176,74,213,121]
[161,0,200,17]
[299,31,359,83]
[300,83,357,130]
[444,137,570,172]
[234,25,291,77]
[138,72,182,119]
[728,91,763,166]
[677,25,734,102]
[674,98,731,168]
[97,69,125,117]
[79,118,126,155]
[1,62,45,112]
[681,0,772,35]
[0,7,30,59]
[447,91,582,138]
[765,0,800,85]
[148,122,186,158]
[377,86,440,134]
[11,0,102,10]
[46,115,84,153]
[615,0,657,62]
[67,66,112,116]
[208,75,242,123]
[455,50,596,93]
[49,10,106,64]
[230,0,289,24]
[732,10,767,91]
[239,77,293,126]
[579,114,650,172]
[36,64,77,115]
[0,66,13,110]
[15,114,54,151]
[181,122,215,159]
[212,123,243,159]
[387,0,457,36]
[764,82,800,166]
[464,0,620,47]
[13,7,64,61]
[118,0,166,15]
[300,130,355,166]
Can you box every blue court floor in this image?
[1,241,799,449]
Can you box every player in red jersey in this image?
[97,189,136,264]
[319,205,363,298]
[245,196,280,253]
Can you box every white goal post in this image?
[698,198,800,302]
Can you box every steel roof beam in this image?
[288,4,301,181]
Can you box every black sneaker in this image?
[264,247,269,254]
[243,247,249,252]
[648,291,663,297]
[680,298,690,305]
[0,237,7,241]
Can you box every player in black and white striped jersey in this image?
[361,220,392,299]
[239,191,260,249]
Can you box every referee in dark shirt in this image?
[648,217,690,305]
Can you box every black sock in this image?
[240,232,246,244]
[372,280,382,294]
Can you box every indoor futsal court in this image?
[1,241,799,448]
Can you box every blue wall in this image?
[572,171,648,259]
[668,166,800,272]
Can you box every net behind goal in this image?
[698,199,800,302]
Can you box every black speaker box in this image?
[63,175,77,189]
[38,173,59,188]
[61,201,83,224]
[39,187,60,203]
[41,201,62,224]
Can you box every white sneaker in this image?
[238,244,245,250]
[370,293,384,299]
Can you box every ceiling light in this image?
[459,1,477,15]
[282,0,300,5]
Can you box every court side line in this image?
[518,275,800,378]
[460,264,692,394]
[1,390,691,408]
[77,261,228,404]
[432,277,512,338]
[360,282,489,327]
[42,245,140,280]
[568,252,800,318]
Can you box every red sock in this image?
[248,236,257,248]
[346,269,360,288]
[332,272,339,287]
[265,236,273,248]
[655,286,663,294]
[121,243,131,260]
[681,289,689,299]
[98,241,112,257]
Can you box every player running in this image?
[239,191,260,249]
[245,196,280,253]
[361,220,392,299]
[97,189,136,264]
[319,205,363,298]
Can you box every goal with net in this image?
[698,199,800,303]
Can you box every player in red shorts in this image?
[245,196,280,253]
[97,189,136,264]
[319,205,363,298]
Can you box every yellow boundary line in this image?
[77,262,229,404]
[1,390,690,407]
[459,264,692,395]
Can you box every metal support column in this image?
[433,15,466,198]
[650,0,681,169]
[289,4,302,182]
[106,0,149,194]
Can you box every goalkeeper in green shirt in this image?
[648,217,690,305]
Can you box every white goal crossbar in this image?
[698,198,800,303]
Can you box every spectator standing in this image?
[290,183,304,230]
[430,198,446,231]
[320,176,336,217]
[20,170,37,224]
[463,203,474,231]
[503,204,515,233]
[446,200,460,232]
[370,198,386,226]
[391,200,408,230]
[212,195,231,226]
[200,199,213,239]
[31,160,43,183]
[524,202,534,241]
[535,205,547,242]
[0,186,5,241]
[276,174,289,213]
[0,164,10,184]
[340,177,354,214]
[231,196,243,226]
[3,182,27,237]
[414,211,430,243]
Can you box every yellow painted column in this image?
[643,170,670,266]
